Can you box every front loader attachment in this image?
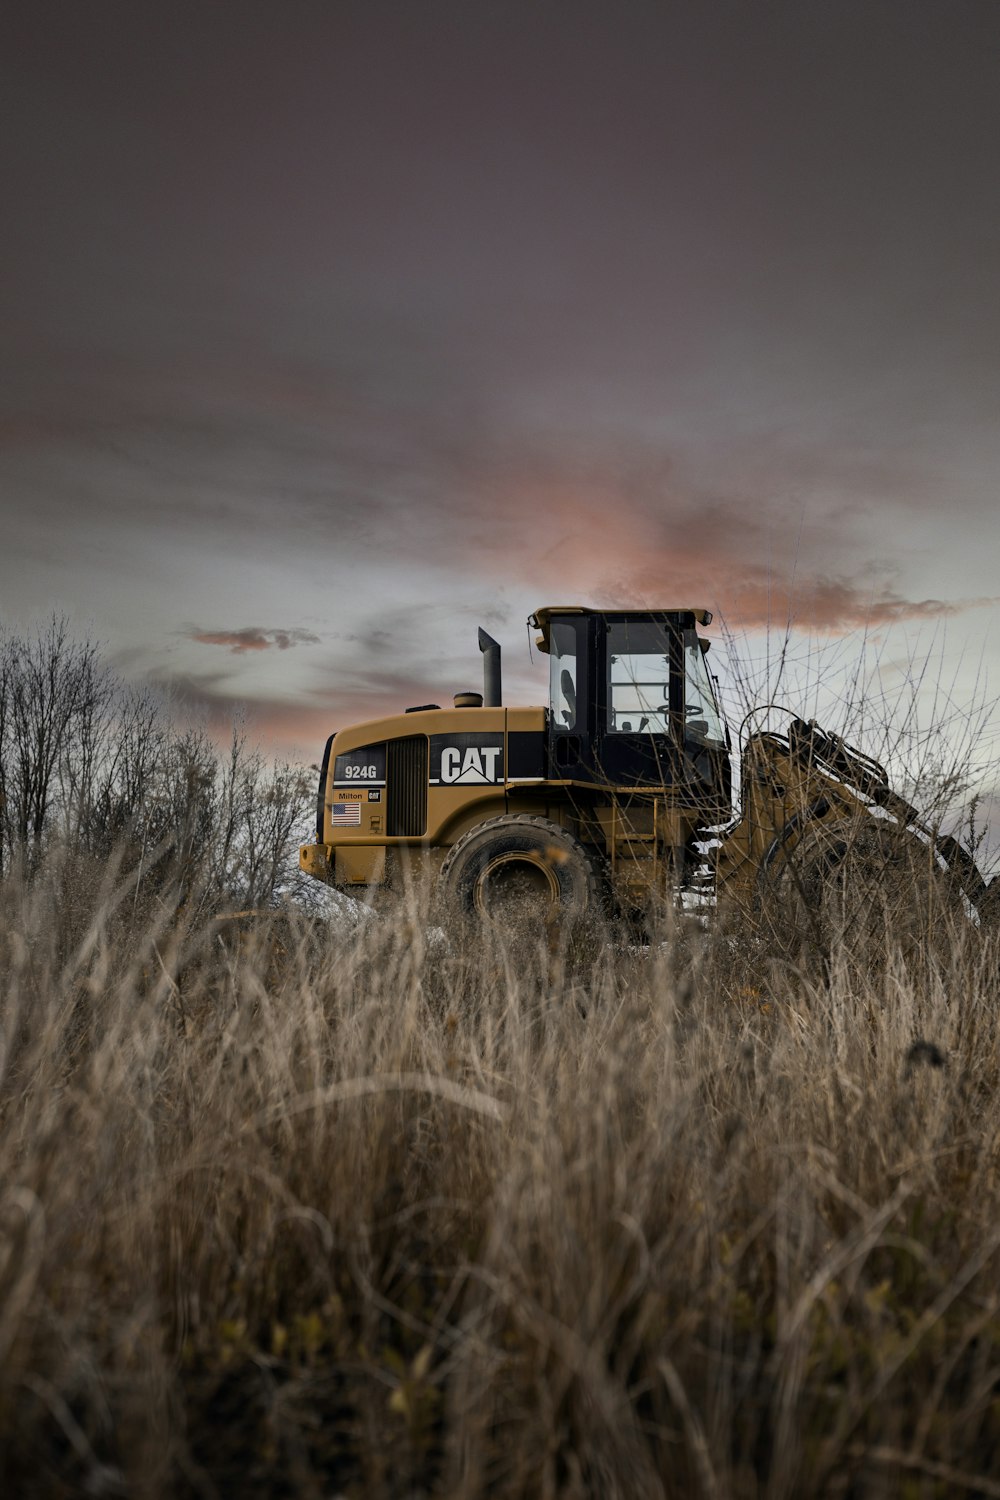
[715,717,993,931]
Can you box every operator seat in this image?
[560,668,577,725]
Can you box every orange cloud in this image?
[605,565,981,633]
[457,465,992,632]
[187,627,320,654]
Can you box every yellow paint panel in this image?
[506,706,546,732]
[299,842,332,880]
[335,845,386,885]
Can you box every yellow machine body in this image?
[300,605,732,908]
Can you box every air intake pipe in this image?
[478,628,502,707]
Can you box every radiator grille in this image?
[387,736,428,837]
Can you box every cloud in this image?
[4,301,993,705]
[144,599,521,760]
[599,561,993,633]
[765,582,993,632]
[398,438,992,633]
[4,311,990,649]
[185,626,320,654]
[140,664,332,754]
[144,664,441,762]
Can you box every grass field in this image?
[2,847,1000,1498]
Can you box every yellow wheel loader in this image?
[299,607,995,930]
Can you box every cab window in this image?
[607,620,672,733]
[683,636,727,748]
[549,621,578,730]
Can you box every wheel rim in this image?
[472,852,561,920]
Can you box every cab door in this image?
[546,616,591,779]
[595,616,683,788]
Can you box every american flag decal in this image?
[332,802,362,826]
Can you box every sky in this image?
[2,1,999,821]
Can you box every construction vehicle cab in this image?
[535,606,729,803]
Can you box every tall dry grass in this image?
[2,847,1000,1498]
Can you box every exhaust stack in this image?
[478,628,502,707]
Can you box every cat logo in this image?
[428,733,505,786]
[439,745,502,785]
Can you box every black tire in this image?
[439,815,603,926]
[979,877,1000,928]
[761,817,962,961]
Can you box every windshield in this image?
[683,637,727,748]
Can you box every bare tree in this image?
[1,618,110,871]
[200,725,312,910]
[238,752,311,909]
[0,619,314,914]
[142,727,220,909]
[79,685,166,859]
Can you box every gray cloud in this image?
[186,626,321,654]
